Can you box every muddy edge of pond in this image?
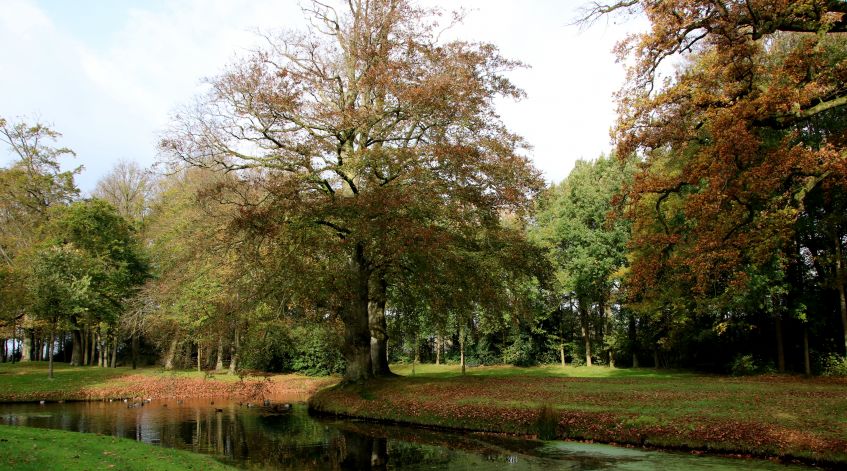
[307,385,844,470]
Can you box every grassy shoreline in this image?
[0,424,235,470]
[0,362,337,402]
[309,364,847,466]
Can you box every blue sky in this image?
[1,0,642,193]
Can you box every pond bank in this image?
[0,362,337,402]
[308,368,847,467]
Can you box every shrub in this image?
[240,323,294,373]
[730,354,775,376]
[821,354,847,377]
[290,325,345,376]
[502,334,536,367]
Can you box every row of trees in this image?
[3,0,846,379]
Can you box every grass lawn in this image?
[0,362,336,402]
[0,424,234,470]
[310,364,847,465]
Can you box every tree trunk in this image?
[110,335,118,368]
[215,336,224,371]
[775,314,786,373]
[560,342,565,367]
[197,342,202,372]
[835,235,847,356]
[339,244,373,383]
[460,324,466,375]
[164,334,179,370]
[578,298,592,366]
[653,348,660,369]
[228,326,239,374]
[435,335,441,365]
[131,333,139,370]
[70,329,82,366]
[411,333,418,376]
[803,324,811,377]
[20,329,31,362]
[628,314,639,368]
[48,324,55,379]
[82,326,89,366]
[98,333,105,367]
[368,274,391,376]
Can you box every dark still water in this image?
[0,399,815,470]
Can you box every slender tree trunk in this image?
[82,326,89,366]
[98,333,105,367]
[131,332,139,370]
[653,348,660,369]
[435,335,441,365]
[835,235,847,356]
[560,342,566,367]
[228,326,239,374]
[111,335,117,368]
[578,298,592,366]
[2,337,6,362]
[368,274,391,376]
[775,314,786,373]
[803,324,811,377]
[412,333,418,376]
[197,342,202,372]
[164,334,179,370]
[628,314,639,368]
[48,324,55,379]
[215,336,224,371]
[340,244,373,383]
[11,316,17,364]
[460,324,466,375]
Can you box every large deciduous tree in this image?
[161,0,541,382]
[588,1,847,358]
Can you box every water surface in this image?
[0,399,816,470]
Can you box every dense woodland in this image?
[2,0,847,381]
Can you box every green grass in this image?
[0,425,235,470]
[0,362,133,400]
[390,362,696,378]
[311,364,847,465]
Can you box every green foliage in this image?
[290,326,345,376]
[729,354,776,376]
[240,323,294,373]
[501,334,536,367]
[821,354,847,377]
[240,322,344,376]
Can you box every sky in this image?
[0,0,644,193]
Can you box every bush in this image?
[821,354,847,377]
[502,334,536,367]
[240,323,294,373]
[730,354,775,376]
[290,326,345,376]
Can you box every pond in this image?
[0,399,816,470]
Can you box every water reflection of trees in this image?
[1,401,537,470]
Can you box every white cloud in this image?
[2,0,643,191]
